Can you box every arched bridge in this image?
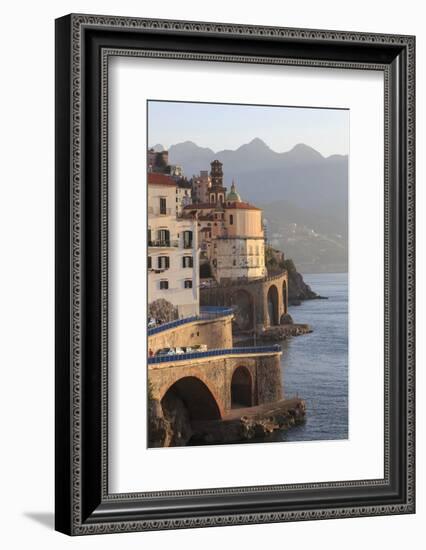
[148,346,283,421]
[200,270,288,332]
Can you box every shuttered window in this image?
[157,256,170,270]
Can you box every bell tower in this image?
[209,160,227,204]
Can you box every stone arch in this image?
[282,279,288,314]
[231,366,253,408]
[161,376,222,421]
[267,284,279,326]
[231,289,254,331]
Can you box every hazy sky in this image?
[148,101,349,157]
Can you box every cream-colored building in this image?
[184,179,266,282]
[213,235,265,281]
[148,172,199,317]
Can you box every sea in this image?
[277,272,349,442]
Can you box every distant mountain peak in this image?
[287,143,324,161]
[249,137,268,147]
[238,137,270,151]
[176,140,200,148]
[170,140,214,152]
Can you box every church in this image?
[184,160,266,283]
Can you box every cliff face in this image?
[283,259,319,304]
[265,247,320,305]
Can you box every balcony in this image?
[148,206,172,216]
[148,240,179,248]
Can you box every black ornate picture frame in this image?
[55,14,415,535]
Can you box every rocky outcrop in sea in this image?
[283,258,327,305]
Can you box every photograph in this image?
[52,10,415,536]
[147,100,349,448]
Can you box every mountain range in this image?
[153,138,348,273]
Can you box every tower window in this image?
[230,214,234,225]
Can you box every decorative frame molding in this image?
[55,14,415,535]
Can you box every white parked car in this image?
[155,347,175,356]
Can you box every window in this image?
[158,256,170,270]
[183,230,193,249]
[233,259,236,266]
[157,229,170,246]
[184,280,193,289]
[229,214,234,225]
[182,256,193,268]
[148,228,152,244]
[160,197,167,215]
[148,256,152,269]
[160,280,169,290]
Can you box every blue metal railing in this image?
[147,306,234,336]
[148,344,281,364]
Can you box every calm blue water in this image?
[279,272,348,442]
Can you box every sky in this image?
[148,101,349,157]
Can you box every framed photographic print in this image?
[55,14,415,535]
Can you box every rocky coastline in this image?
[283,258,328,305]
[148,397,306,448]
[265,248,327,306]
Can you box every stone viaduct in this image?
[199,270,288,332]
[148,310,283,425]
[149,349,283,421]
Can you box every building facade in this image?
[147,148,169,173]
[175,182,192,216]
[191,170,211,204]
[148,172,199,317]
[184,171,266,283]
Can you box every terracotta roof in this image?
[183,202,213,209]
[225,201,261,211]
[147,173,176,186]
[184,201,260,211]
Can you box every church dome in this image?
[226,180,241,202]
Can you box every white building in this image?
[148,172,199,317]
